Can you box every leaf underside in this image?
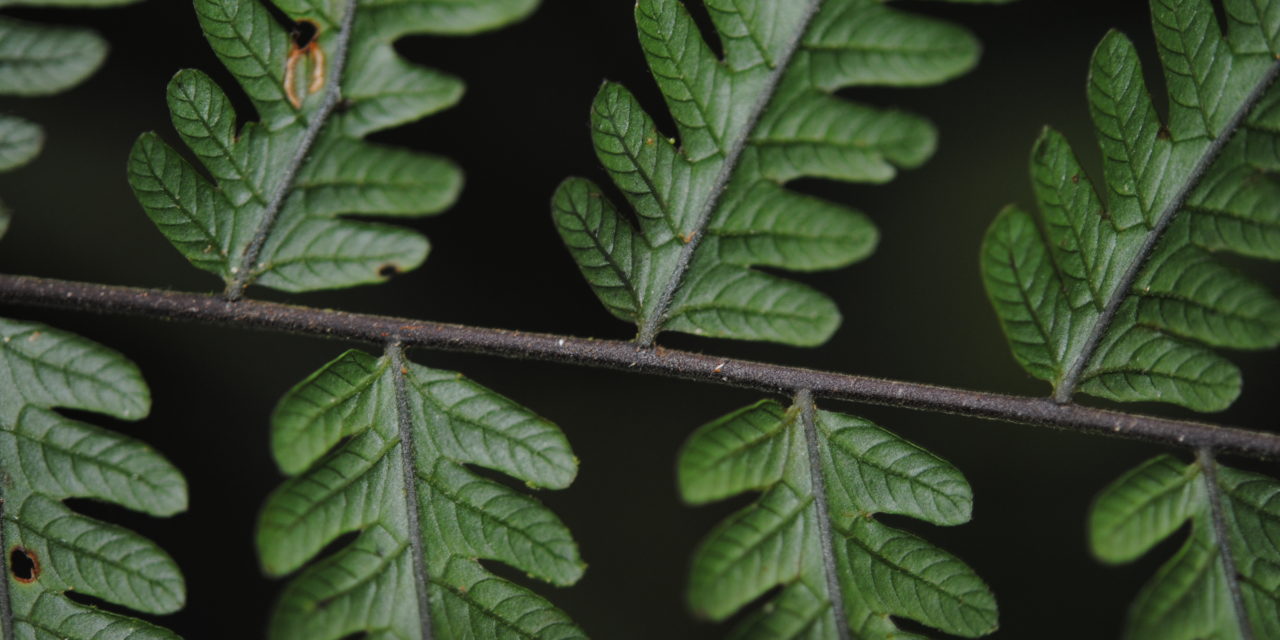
[553,0,1003,347]
[679,398,996,639]
[129,0,536,294]
[1090,455,1280,639]
[982,0,1280,411]
[257,348,585,640]
[0,318,187,639]
[0,3,186,637]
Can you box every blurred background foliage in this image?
[0,0,1277,637]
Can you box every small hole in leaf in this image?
[291,19,319,48]
[378,264,400,278]
[9,547,38,583]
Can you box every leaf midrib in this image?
[798,392,852,640]
[224,0,359,300]
[390,345,435,640]
[1055,59,1280,400]
[636,0,824,345]
[1198,449,1255,640]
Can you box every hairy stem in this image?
[1198,448,1254,640]
[0,273,1277,458]
[796,390,851,640]
[636,0,823,345]
[224,0,359,301]
[389,343,436,640]
[1055,60,1280,400]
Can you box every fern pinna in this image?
[981,0,1280,412]
[551,0,1009,637]
[1090,454,1280,639]
[126,0,590,636]
[0,0,144,174]
[0,315,186,640]
[257,347,584,639]
[552,0,1011,347]
[1,2,187,637]
[679,393,996,639]
[982,0,1280,636]
[129,0,540,299]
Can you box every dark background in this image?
[1,0,1278,638]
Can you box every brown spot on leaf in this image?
[1157,126,1171,140]
[1071,173,1080,184]
[284,20,326,109]
[9,547,39,583]
[378,263,400,278]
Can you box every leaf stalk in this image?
[0,273,1277,457]
[1197,447,1254,640]
[389,342,437,640]
[796,389,852,640]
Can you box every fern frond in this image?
[257,346,585,640]
[679,392,996,638]
[982,0,1280,411]
[0,116,39,173]
[552,0,1003,347]
[129,0,537,297]
[0,17,187,633]
[1089,453,1280,639]
[0,317,187,639]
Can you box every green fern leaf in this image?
[0,0,142,172]
[0,116,40,172]
[129,0,536,297]
[679,394,996,638]
[1089,454,1280,639]
[552,0,1001,347]
[0,17,106,97]
[0,318,187,639]
[982,0,1280,411]
[257,346,585,640]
